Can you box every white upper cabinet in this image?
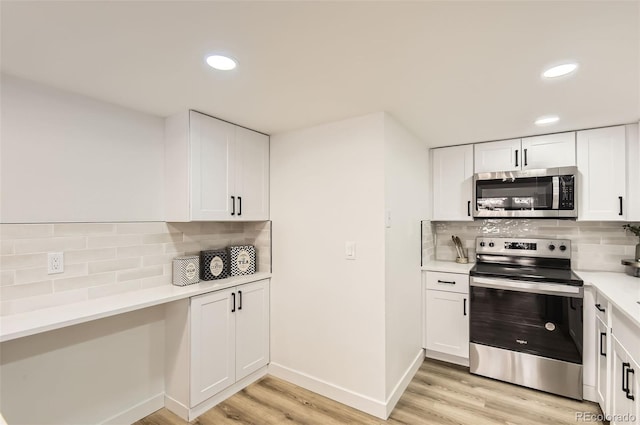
[627,123,640,221]
[165,110,269,222]
[577,126,627,221]
[432,144,474,221]
[474,132,576,173]
[474,138,521,173]
[521,132,576,170]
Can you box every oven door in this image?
[470,276,583,364]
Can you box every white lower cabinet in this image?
[423,271,469,364]
[165,279,270,420]
[611,336,639,425]
[596,316,610,413]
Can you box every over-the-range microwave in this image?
[473,166,577,218]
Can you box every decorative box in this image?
[172,255,200,286]
[228,245,256,276]
[200,249,230,280]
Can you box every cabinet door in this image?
[235,280,270,381]
[474,138,521,173]
[596,317,610,414]
[425,290,469,358]
[190,288,236,406]
[521,132,575,169]
[577,126,627,220]
[190,111,237,220]
[235,127,270,221]
[432,145,473,221]
[611,337,639,425]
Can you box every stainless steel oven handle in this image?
[470,276,583,298]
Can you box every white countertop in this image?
[575,270,640,328]
[0,272,271,343]
[422,260,475,274]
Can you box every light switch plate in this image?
[345,241,356,260]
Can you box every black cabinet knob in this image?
[488,242,494,247]
[549,244,556,251]
[559,245,567,252]
[479,242,486,247]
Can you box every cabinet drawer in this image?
[594,291,609,324]
[612,308,640,363]
[425,271,469,294]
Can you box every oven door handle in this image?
[470,276,583,298]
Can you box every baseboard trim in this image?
[100,393,164,425]
[164,366,269,421]
[268,363,387,419]
[583,384,597,403]
[384,349,424,418]
[425,349,469,367]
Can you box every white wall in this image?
[0,307,165,425]
[0,74,164,223]
[383,114,428,403]
[269,113,388,410]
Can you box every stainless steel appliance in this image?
[469,237,584,399]
[473,166,577,218]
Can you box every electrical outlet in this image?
[48,252,64,274]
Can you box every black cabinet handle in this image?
[595,303,605,313]
[627,366,635,400]
[463,298,467,316]
[619,196,623,216]
[231,292,236,312]
[238,290,242,310]
[524,149,528,166]
[467,201,471,217]
[599,332,606,357]
[238,196,242,216]
[437,280,456,285]
[231,196,236,216]
[515,150,519,167]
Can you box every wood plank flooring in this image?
[135,358,604,425]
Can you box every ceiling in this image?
[1,1,639,147]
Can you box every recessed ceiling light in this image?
[205,55,237,71]
[542,63,578,78]
[535,115,560,126]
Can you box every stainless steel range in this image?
[469,237,584,400]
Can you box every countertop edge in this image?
[0,272,272,343]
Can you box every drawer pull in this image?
[595,303,605,313]
[437,280,456,285]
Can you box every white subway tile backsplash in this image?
[426,219,639,272]
[14,237,86,254]
[1,280,52,300]
[117,265,163,282]
[88,234,143,248]
[1,271,15,286]
[117,244,164,258]
[116,222,169,234]
[54,223,115,236]
[0,224,53,239]
[88,258,140,274]
[65,248,117,264]
[16,264,87,285]
[1,241,14,255]
[0,253,47,270]
[0,221,271,315]
[53,272,116,292]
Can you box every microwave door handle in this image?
[552,177,559,210]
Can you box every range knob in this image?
[559,245,567,252]
[488,242,495,248]
[479,242,486,247]
[548,244,556,251]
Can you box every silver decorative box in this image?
[228,245,256,276]
[172,255,200,286]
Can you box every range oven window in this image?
[476,176,553,211]
[470,286,583,364]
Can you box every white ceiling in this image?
[1,1,639,147]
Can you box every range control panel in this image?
[476,237,571,259]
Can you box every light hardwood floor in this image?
[135,358,604,425]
